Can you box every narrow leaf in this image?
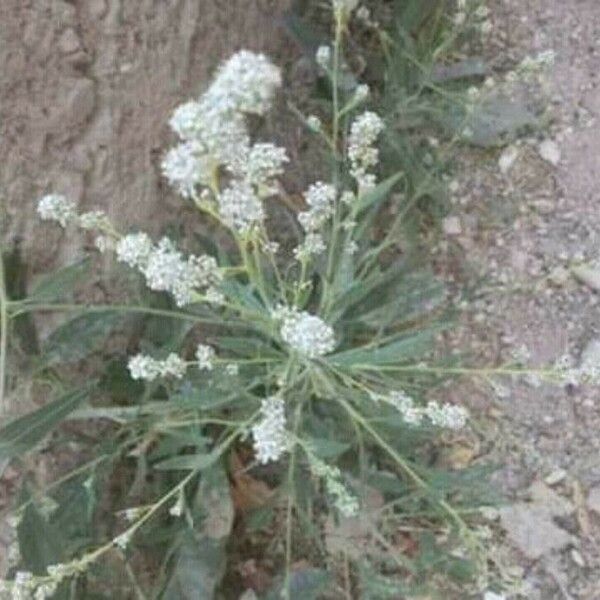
[0,387,91,460]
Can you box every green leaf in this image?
[41,311,125,365]
[328,330,435,368]
[0,387,91,460]
[162,464,233,599]
[154,451,220,472]
[355,172,403,213]
[162,530,224,600]
[214,335,283,359]
[17,488,65,574]
[29,258,91,302]
[307,438,350,460]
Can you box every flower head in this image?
[37,194,77,227]
[218,180,265,233]
[128,352,187,381]
[348,111,384,190]
[251,396,288,463]
[161,141,214,198]
[195,344,216,371]
[115,233,153,270]
[204,50,282,117]
[280,310,336,358]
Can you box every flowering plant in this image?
[0,2,492,598]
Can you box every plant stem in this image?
[0,252,8,413]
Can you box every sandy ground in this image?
[446,1,600,597]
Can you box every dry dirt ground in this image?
[446,0,600,598]
[2,0,600,598]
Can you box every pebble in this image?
[538,139,561,166]
[572,264,600,292]
[499,145,519,174]
[442,216,462,236]
[544,468,567,486]
[58,28,81,54]
[571,549,586,567]
[587,485,600,515]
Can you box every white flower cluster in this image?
[309,455,359,517]
[298,181,336,232]
[162,50,288,234]
[316,45,331,70]
[128,352,187,381]
[251,396,288,463]
[348,111,384,190]
[293,232,326,259]
[36,194,77,228]
[378,391,469,430]
[195,343,215,371]
[115,234,222,306]
[277,308,336,358]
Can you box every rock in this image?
[572,264,600,292]
[499,504,574,559]
[88,0,108,18]
[587,486,600,515]
[548,266,571,286]
[538,139,561,166]
[58,28,81,54]
[499,482,574,560]
[498,145,519,174]
[580,339,600,371]
[544,469,567,486]
[442,216,462,236]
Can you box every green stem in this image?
[0,252,8,413]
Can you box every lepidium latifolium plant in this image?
[1,2,589,599]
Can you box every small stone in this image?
[571,549,585,567]
[58,28,81,54]
[587,486,600,515]
[548,266,570,286]
[538,139,561,166]
[442,216,462,236]
[499,504,574,559]
[498,145,519,174]
[544,469,567,486]
[572,265,600,292]
[89,0,108,18]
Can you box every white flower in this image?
[280,311,336,358]
[128,352,187,381]
[306,115,322,131]
[37,194,77,227]
[94,235,116,253]
[225,363,239,376]
[115,233,153,270]
[298,181,336,232]
[251,396,288,463]
[143,238,221,307]
[424,401,469,430]
[386,390,424,425]
[168,100,205,140]
[354,84,370,102]
[348,111,384,189]
[316,45,331,69]
[236,142,288,192]
[218,180,265,233]
[161,140,214,198]
[375,391,468,430]
[294,232,326,259]
[204,50,282,116]
[309,456,359,517]
[195,344,215,371]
